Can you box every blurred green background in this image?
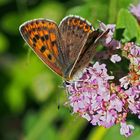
[0,0,140,140]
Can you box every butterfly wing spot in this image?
[72,19,79,26]
[41,36,45,41]
[37,21,44,29]
[84,25,91,32]
[48,22,55,29]
[27,37,32,44]
[33,43,36,47]
[79,20,84,28]
[44,34,49,40]
[40,45,46,53]
[43,50,55,63]
[67,17,92,33]
[50,33,56,41]
[32,37,37,43]
[51,40,55,45]
[34,34,40,40]
[48,54,52,60]
[40,34,49,42]
[53,45,58,56]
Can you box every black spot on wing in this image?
[40,45,46,53]
[51,40,56,46]
[41,36,45,41]
[35,34,40,40]
[48,54,52,60]
[32,37,37,43]
[45,34,49,40]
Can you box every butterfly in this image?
[19,15,108,81]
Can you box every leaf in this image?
[115,28,125,40]
[108,0,133,23]
[4,83,26,113]
[0,33,9,53]
[66,2,109,27]
[108,0,118,23]
[102,123,140,140]
[24,103,59,140]
[116,9,140,43]
[102,125,125,140]
[22,2,66,23]
[87,126,107,140]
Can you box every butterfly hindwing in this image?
[59,15,94,78]
[71,29,110,77]
[19,19,66,77]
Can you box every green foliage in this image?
[116,9,140,43]
[0,0,140,140]
[0,33,9,53]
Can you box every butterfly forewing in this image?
[59,15,94,78]
[19,19,66,77]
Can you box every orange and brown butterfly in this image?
[19,15,107,81]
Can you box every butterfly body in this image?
[19,15,107,81]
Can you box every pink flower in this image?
[99,22,121,49]
[109,94,123,112]
[126,86,140,115]
[130,3,140,22]
[64,26,140,137]
[130,43,140,56]
[105,39,121,49]
[110,54,121,63]
[65,62,132,137]
[120,122,134,137]
[119,76,130,89]
[64,56,140,137]
[99,22,115,44]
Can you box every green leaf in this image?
[108,0,118,23]
[115,28,125,40]
[66,2,108,27]
[102,125,125,140]
[21,2,66,23]
[87,126,107,140]
[0,0,11,6]
[117,0,133,9]
[66,5,92,19]
[0,33,9,53]
[103,123,140,140]
[4,83,25,113]
[116,9,140,43]
[24,103,61,140]
[1,12,21,35]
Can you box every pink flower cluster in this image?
[65,5,140,137]
[66,61,137,137]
